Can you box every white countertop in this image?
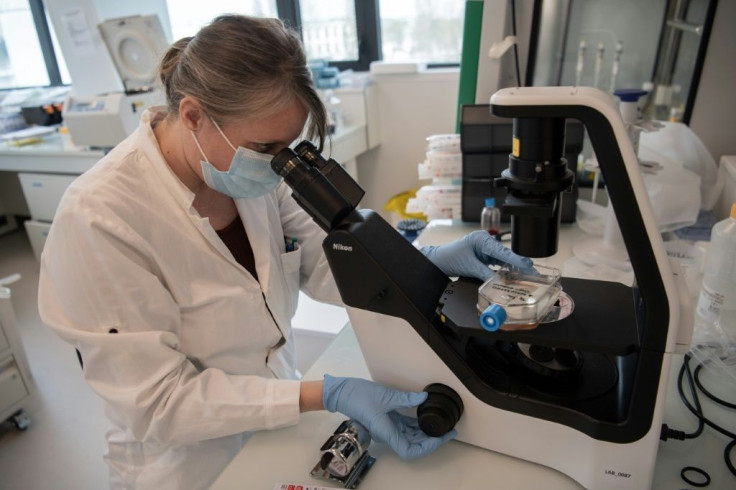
[213,323,734,489]
[0,132,104,174]
[0,124,367,176]
[212,221,735,489]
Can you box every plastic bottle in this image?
[323,90,342,135]
[695,203,736,345]
[480,197,501,237]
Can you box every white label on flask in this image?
[696,283,725,322]
[491,282,540,303]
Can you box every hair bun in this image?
[158,36,194,89]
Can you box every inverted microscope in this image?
[271,86,693,489]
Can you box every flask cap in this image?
[479,304,507,331]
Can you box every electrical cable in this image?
[660,352,736,480]
[509,0,522,87]
[694,362,736,410]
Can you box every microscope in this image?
[271,87,693,489]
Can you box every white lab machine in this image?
[0,277,35,430]
[63,15,167,148]
[63,90,162,148]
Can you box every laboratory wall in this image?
[689,0,736,162]
[355,69,459,213]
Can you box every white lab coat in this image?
[38,108,341,489]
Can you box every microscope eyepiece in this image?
[270,147,302,177]
[270,144,357,233]
[295,140,328,168]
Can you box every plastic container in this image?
[480,198,501,237]
[418,150,462,180]
[477,265,562,331]
[695,202,736,346]
[323,90,342,134]
[425,134,461,153]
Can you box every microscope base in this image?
[347,307,672,490]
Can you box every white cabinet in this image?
[17,172,78,262]
[0,360,28,411]
[0,287,34,428]
[24,220,52,262]
[18,173,77,222]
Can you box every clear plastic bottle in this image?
[695,203,736,345]
[480,197,501,237]
[323,90,342,135]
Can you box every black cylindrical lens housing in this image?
[510,204,561,258]
[513,117,566,162]
[494,117,574,258]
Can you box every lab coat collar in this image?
[137,108,199,211]
[137,107,273,292]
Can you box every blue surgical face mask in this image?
[191,119,282,199]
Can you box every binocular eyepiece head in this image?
[271,141,364,232]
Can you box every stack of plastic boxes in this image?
[407,134,463,220]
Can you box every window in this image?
[379,0,465,65]
[168,0,464,71]
[0,0,49,88]
[299,0,358,63]
[166,0,278,40]
[0,0,68,89]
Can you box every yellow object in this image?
[6,137,43,147]
[384,189,426,220]
[730,202,736,219]
[512,137,520,157]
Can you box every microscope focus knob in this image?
[417,383,464,437]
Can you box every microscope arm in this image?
[271,145,451,330]
[491,86,683,353]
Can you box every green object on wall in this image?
[456,0,484,132]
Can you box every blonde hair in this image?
[158,15,327,150]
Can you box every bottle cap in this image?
[479,304,507,331]
[613,88,649,102]
[731,202,736,220]
[485,197,495,207]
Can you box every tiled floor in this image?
[0,227,347,489]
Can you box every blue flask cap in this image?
[479,304,507,331]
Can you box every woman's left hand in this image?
[420,230,533,281]
[322,375,457,460]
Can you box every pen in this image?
[285,237,298,252]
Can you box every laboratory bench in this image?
[211,220,736,490]
[0,84,379,262]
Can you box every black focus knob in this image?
[417,383,464,437]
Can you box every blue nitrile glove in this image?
[322,375,457,460]
[420,230,533,281]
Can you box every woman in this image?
[39,15,531,489]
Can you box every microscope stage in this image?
[438,277,640,356]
